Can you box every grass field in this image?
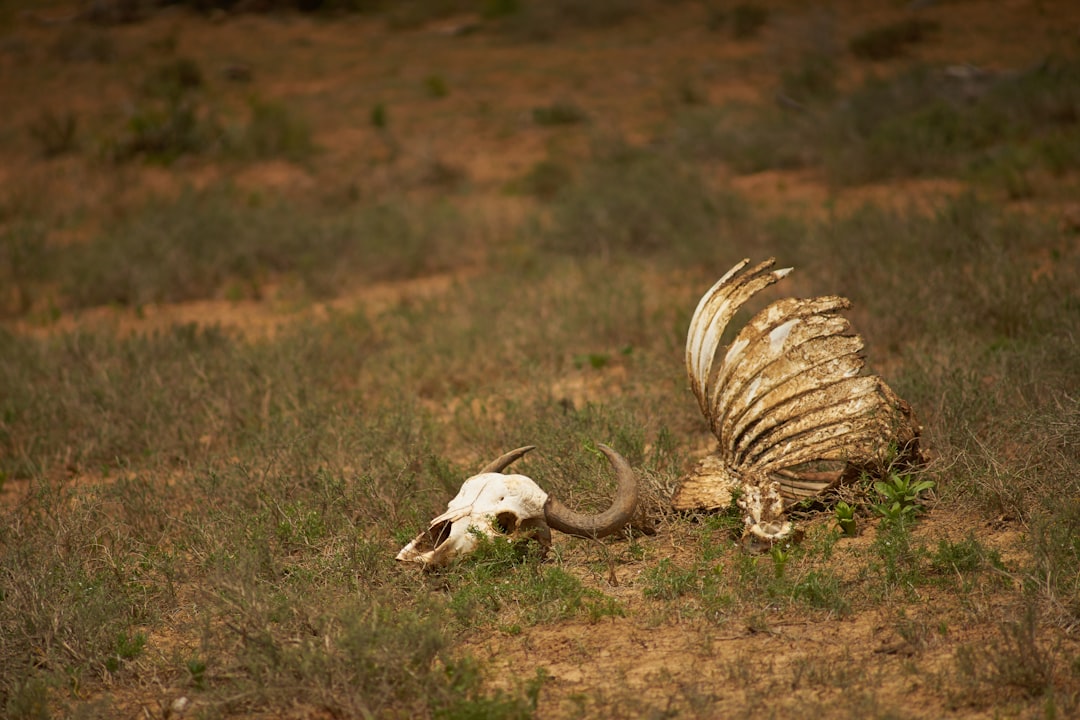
[2,1,1080,718]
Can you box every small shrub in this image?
[643,558,699,600]
[234,98,316,162]
[492,0,644,40]
[382,0,483,29]
[955,606,1057,701]
[518,159,572,200]
[572,352,609,370]
[105,631,147,672]
[50,25,114,63]
[1,224,53,317]
[186,658,207,690]
[790,570,848,614]
[873,516,928,596]
[111,58,214,163]
[532,102,587,126]
[436,663,546,720]
[28,110,78,158]
[425,74,449,98]
[4,677,51,720]
[418,157,467,189]
[674,76,707,106]
[483,0,520,19]
[931,533,1004,575]
[1029,497,1080,625]
[585,595,626,623]
[779,54,837,102]
[705,4,727,32]
[115,98,210,163]
[849,19,940,61]
[371,102,388,128]
[731,4,768,39]
[142,57,204,101]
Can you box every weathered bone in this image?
[396,444,638,567]
[673,258,925,543]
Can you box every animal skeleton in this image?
[673,258,925,542]
[397,444,638,568]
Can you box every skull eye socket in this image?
[429,520,452,548]
[494,512,519,534]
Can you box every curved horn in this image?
[478,445,537,474]
[544,444,639,539]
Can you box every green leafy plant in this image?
[873,473,935,524]
[835,501,857,537]
[186,658,208,690]
[770,544,790,579]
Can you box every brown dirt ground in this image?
[465,511,1042,719]
[4,1,1080,717]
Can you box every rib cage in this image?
[673,258,923,515]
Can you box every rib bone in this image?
[673,258,926,543]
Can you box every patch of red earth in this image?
[10,269,480,340]
[727,170,972,219]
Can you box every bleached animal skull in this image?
[397,444,638,568]
[673,258,926,545]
